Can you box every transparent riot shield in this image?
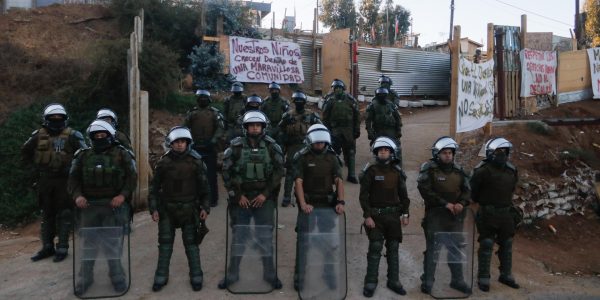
[73,203,130,299]
[429,207,475,299]
[225,202,278,294]
[297,208,347,300]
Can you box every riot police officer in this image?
[96,108,132,151]
[278,91,322,207]
[470,137,520,292]
[261,82,289,140]
[223,82,247,142]
[359,137,409,297]
[69,120,137,296]
[219,110,284,290]
[184,89,225,207]
[378,75,399,105]
[22,103,87,263]
[230,94,270,141]
[149,126,211,292]
[293,124,345,291]
[417,136,471,295]
[322,79,361,183]
[365,88,403,164]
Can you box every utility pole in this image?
[575,0,580,49]
[449,0,455,42]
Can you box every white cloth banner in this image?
[587,47,600,99]
[228,36,304,84]
[456,57,495,133]
[520,48,557,97]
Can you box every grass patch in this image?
[526,121,552,135]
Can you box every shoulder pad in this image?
[270,142,284,155]
[390,102,400,110]
[230,136,243,146]
[473,161,487,170]
[116,145,135,159]
[420,161,436,172]
[189,149,202,159]
[223,147,233,158]
[263,135,277,144]
[73,147,89,158]
[281,111,291,119]
[506,162,517,172]
[361,162,372,173]
[292,147,309,161]
[187,107,199,113]
[366,102,374,111]
[346,94,356,101]
[209,106,220,113]
[31,129,39,136]
[72,130,85,140]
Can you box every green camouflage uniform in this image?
[359,159,409,288]
[365,99,403,164]
[322,93,361,178]
[148,148,211,288]
[417,160,470,290]
[223,93,247,142]
[261,95,289,141]
[22,126,86,258]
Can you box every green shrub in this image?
[189,43,235,90]
[559,148,598,165]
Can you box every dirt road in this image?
[1,107,599,299]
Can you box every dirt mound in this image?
[0,4,119,123]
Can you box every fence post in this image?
[449,25,461,140]
[483,22,494,137]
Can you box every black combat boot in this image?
[31,244,55,262]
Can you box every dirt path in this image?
[1,107,600,299]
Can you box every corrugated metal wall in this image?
[297,38,323,92]
[358,46,450,96]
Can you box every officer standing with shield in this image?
[470,137,520,292]
[292,124,346,298]
[261,82,289,141]
[278,91,322,207]
[22,103,87,263]
[96,108,132,151]
[365,88,403,164]
[223,82,247,142]
[149,126,211,292]
[219,110,284,292]
[359,137,409,297]
[68,120,137,297]
[417,136,472,296]
[184,90,224,207]
[322,79,361,183]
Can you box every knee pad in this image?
[479,238,494,250]
[158,233,174,245]
[385,239,399,252]
[368,239,384,256]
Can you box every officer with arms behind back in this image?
[22,103,87,263]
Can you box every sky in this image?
[259,0,578,47]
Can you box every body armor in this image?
[188,108,217,144]
[33,127,75,173]
[365,163,401,207]
[236,140,273,192]
[300,151,336,205]
[328,97,355,127]
[80,147,125,198]
[159,154,199,202]
[261,97,288,126]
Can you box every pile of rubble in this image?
[516,162,599,224]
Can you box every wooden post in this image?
[483,23,494,137]
[138,91,150,203]
[449,25,461,139]
[312,8,317,92]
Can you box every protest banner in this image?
[520,48,557,97]
[228,36,304,84]
[587,47,600,99]
[456,57,495,133]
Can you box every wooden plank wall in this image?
[322,28,351,93]
[558,49,591,93]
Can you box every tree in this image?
[358,0,381,44]
[319,0,357,31]
[203,0,262,39]
[378,1,411,46]
[188,43,234,91]
[585,0,600,47]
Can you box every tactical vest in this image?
[33,127,75,173]
[159,154,199,202]
[301,151,335,205]
[475,163,517,207]
[262,97,286,125]
[368,163,401,208]
[372,102,398,131]
[235,139,273,192]
[225,95,246,126]
[328,96,354,127]
[431,167,463,204]
[81,147,126,198]
[188,108,216,143]
[284,110,312,144]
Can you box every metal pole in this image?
[449,0,455,41]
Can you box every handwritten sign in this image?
[520,49,556,97]
[587,47,600,99]
[228,36,304,84]
[456,57,495,133]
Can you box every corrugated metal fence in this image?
[297,38,323,92]
[357,46,450,96]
